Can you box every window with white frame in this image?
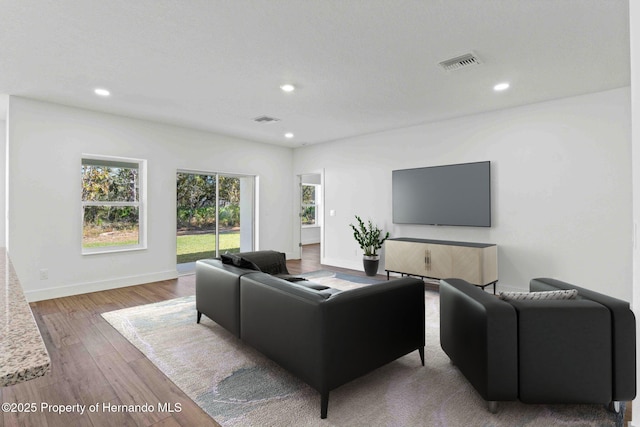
[301,184,320,226]
[81,155,146,253]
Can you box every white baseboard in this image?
[24,270,179,302]
[320,256,364,273]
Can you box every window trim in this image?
[81,154,147,255]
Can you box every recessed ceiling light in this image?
[94,88,111,97]
[493,82,510,92]
[280,84,295,93]
[285,132,294,139]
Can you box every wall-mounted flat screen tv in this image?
[392,161,491,227]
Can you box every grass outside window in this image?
[177,231,240,264]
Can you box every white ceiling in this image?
[0,1,630,147]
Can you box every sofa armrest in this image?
[510,298,612,404]
[321,277,426,390]
[439,278,518,402]
[195,259,252,337]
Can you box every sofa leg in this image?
[419,347,425,366]
[608,401,621,413]
[196,311,202,324]
[487,401,498,413]
[321,392,329,419]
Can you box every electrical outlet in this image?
[39,269,48,280]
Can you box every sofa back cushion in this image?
[231,250,290,275]
[220,253,261,271]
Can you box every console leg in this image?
[321,392,329,419]
[487,401,498,413]
[196,311,202,324]
[419,347,425,366]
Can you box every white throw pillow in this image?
[499,289,578,301]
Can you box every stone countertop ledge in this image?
[0,248,51,387]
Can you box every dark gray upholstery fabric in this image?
[220,253,260,271]
[235,250,289,275]
[439,277,637,409]
[511,298,612,403]
[195,259,252,337]
[439,278,518,402]
[530,278,637,402]
[195,255,425,419]
[239,272,425,418]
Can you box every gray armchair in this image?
[439,278,636,413]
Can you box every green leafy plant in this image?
[349,215,390,257]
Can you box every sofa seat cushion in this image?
[294,280,330,291]
[499,289,578,301]
[274,274,310,283]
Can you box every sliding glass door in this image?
[177,171,255,269]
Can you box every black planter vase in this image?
[363,255,380,276]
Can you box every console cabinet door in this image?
[424,243,453,279]
[385,240,428,276]
[449,245,483,284]
[385,240,454,278]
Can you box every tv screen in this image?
[392,161,491,227]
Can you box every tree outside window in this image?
[81,156,146,253]
[302,184,319,226]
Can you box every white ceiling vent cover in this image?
[439,53,481,72]
[253,115,281,123]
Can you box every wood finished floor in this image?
[1,244,632,426]
[0,244,358,427]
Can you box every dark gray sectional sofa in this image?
[195,251,426,419]
[439,277,636,413]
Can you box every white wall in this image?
[294,88,632,300]
[7,97,294,301]
[629,0,639,424]
[301,227,321,245]
[1,119,6,247]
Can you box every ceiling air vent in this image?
[253,115,281,123]
[439,53,481,72]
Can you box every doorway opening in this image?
[177,171,255,274]
[299,173,322,264]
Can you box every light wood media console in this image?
[384,237,498,293]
